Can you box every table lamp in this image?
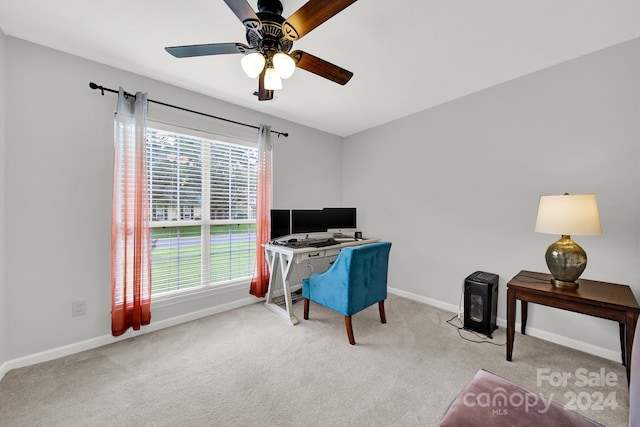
[534,193,602,289]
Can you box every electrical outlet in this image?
[72,300,86,317]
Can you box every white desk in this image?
[264,238,379,325]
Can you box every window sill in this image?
[151,279,253,309]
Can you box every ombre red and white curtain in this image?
[111,88,152,336]
[250,124,272,298]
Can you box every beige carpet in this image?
[0,295,629,426]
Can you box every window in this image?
[152,207,168,221]
[146,127,258,296]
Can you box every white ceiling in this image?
[1,1,639,137]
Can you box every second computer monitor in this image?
[291,209,327,234]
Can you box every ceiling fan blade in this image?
[223,0,261,33]
[291,50,353,85]
[165,43,251,58]
[258,68,274,101]
[282,0,357,41]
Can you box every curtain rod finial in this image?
[89,82,105,95]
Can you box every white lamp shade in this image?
[264,67,282,90]
[535,194,602,236]
[241,53,265,78]
[273,53,295,79]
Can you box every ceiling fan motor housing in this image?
[247,12,293,57]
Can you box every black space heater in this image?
[464,271,499,338]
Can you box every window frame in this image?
[145,121,260,304]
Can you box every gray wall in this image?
[0,28,6,368]
[1,32,639,375]
[1,37,344,368]
[343,38,640,360]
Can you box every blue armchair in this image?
[302,241,392,345]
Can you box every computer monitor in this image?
[291,209,328,234]
[323,208,357,230]
[291,208,357,235]
[270,209,291,239]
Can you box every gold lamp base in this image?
[550,278,579,290]
[545,235,587,290]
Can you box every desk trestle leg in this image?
[263,249,299,325]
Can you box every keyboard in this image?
[275,238,343,248]
[307,238,340,248]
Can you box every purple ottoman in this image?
[440,370,603,427]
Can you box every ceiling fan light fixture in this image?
[264,67,282,90]
[273,52,295,79]
[241,52,266,78]
[166,0,357,101]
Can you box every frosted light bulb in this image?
[241,53,265,78]
[264,67,282,90]
[273,53,295,79]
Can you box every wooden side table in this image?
[506,270,640,383]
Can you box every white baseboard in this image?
[1,288,622,383]
[388,287,621,363]
[389,286,460,314]
[0,296,260,382]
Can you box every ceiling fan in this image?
[165,0,357,101]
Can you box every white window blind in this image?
[146,127,258,296]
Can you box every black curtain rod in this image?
[89,82,289,138]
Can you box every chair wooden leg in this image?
[303,298,309,320]
[345,316,356,345]
[379,300,387,324]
